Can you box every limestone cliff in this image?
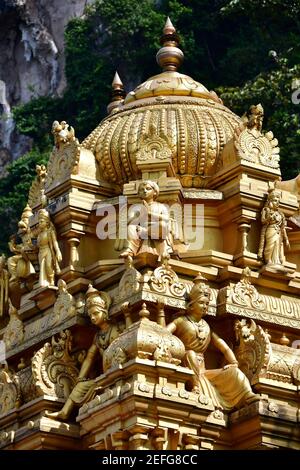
[0,0,93,172]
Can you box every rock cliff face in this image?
[0,0,93,170]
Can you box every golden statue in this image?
[37,209,62,287]
[243,103,264,132]
[52,120,75,149]
[167,276,259,409]
[46,285,124,420]
[258,187,290,267]
[7,205,36,282]
[0,255,9,317]
[117,180,174,261]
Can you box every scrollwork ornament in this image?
[32,330,80,399]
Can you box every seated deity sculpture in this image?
[46,285,124,420]
[37,209,62,287]
[116,180,176,261]
[258,187,290,267]
[167,276,259,410]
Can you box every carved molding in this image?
[28,164,47,208]
[136,127,173,162]
[150,264,186,299]
[234,318,271,384]
[45,138,80,191]
[235,318,300,385]
[31,330,80,399]
[0,367,21,415]
[53,279,76,324]
[235,127,280,168]
[3,305,24,350]
[218,275,300,328]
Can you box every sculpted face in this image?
[138,182,157,202]
[38,217,48,229]
[269,191,280,209]
[190,293,210,318]
[88,306,107,327]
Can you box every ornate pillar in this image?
[68,237,80,268]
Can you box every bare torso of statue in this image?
[167,276,259,410]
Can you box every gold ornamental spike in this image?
[163,17,176,35]
[156,17,184,72]
[112,71,124,90]
[107,71,126,114]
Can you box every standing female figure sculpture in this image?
[37,209,62,287]
[258,188,290,267]
[167,276,258,409]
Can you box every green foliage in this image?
[13,96,62,150]
[219,60,300,178]
[0,149,48,255]
[10,0,300,181]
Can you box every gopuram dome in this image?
[82,18,241,188]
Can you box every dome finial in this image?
[164,17,175,35]
[156,17,184,72]
[107,71,126,114]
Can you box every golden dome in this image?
[82,19,241,188]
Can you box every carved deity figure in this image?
[0,255,9,317]
[7,205,35,282]
[244,103,264,132]
[117,180,175,261]
[258,187,290,267]
[46,285,124,420]
[37,209,62,287]
[167,276,259,409]
[52,120,75,149]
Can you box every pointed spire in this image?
[156,17,184,72]
[112,71,123,89]
[163,17,175,35]
[107,71,126,114]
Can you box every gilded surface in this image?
[7,204,36,282]
[84,101,240,187]
[45,126,80,190]
[0,255,9,317]
[219,278,300,328]
[167,276,259,409]
[235,318,300,385]
[28,164,47,208]
[32,330,80,399]
[3,303,24,350]
[258,187,290,269]
[45,286,124,420]
[103,312,186,370]
[1,18,300,451]
[235,104,280,168]
[0,366,21,415]
[37,209,62,287]
[53,279,76,322]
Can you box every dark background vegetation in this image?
[1,0,299,253]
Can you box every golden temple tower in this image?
[0,18,299,451]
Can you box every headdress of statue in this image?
[38,208,50,222]
[187,274,211,308]
[86,284,112,320]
